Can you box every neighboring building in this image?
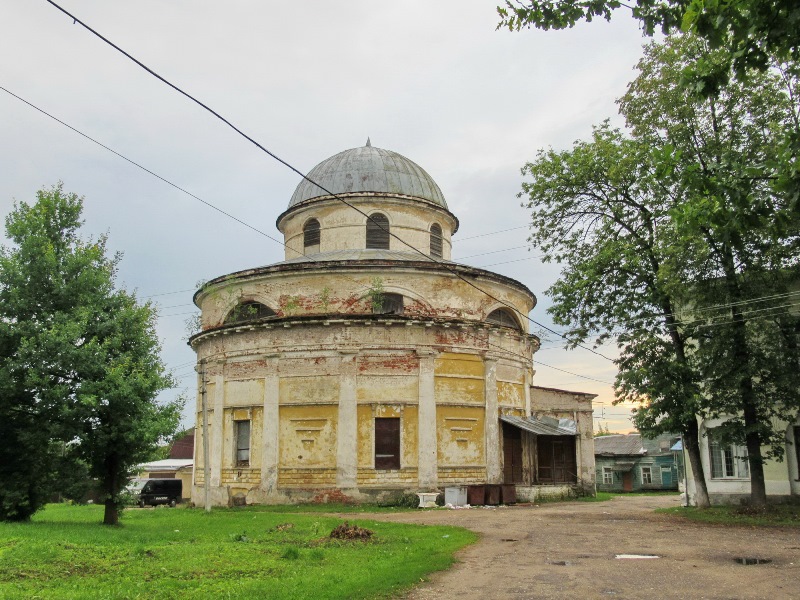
[169,428,195,459]
[683,417,800,505]
[595,433,679,492]
[189,141,597,506]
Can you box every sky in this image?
[1,1,650,432]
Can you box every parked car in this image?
[136,479,182,507]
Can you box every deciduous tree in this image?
[0,184,181,524]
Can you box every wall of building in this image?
[190,317,535,506]
[277,196,458,261]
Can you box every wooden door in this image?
[622,471,633,491]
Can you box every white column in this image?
[484,356,502,484]
[210,370,225,487]
[336,350,359,488]
[417,350,438,489]
[260,354,280,494]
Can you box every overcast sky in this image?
[1,1,650,432]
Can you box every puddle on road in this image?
[615,554,660,559]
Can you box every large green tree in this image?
[521,122,712,506]
[520,35,800,506]
[621,38,800,504]
[497,0,799,77]
[0,184,181,524]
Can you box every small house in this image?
[595,433,679,492]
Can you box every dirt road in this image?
[364,495,800,600]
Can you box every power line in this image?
[457,226,528,241]
[44,1,614,362]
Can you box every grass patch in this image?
[0,503,476,599]
[657,503,800,527]
[573,491,680,503]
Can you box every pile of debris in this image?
[330,522,374,541]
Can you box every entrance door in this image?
[502,423,523,484]
[622,471,633,491]
[661,466,673,487]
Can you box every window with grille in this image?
[374,418,400,470]
[366,213,390,249]
[486,308,520,330]
[224,301,276,324]
[303,218,320,254]
[430,223,443,258]
[235,420,250,466]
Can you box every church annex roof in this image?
[288,141,448,209]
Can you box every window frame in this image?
[602,467,613,485]
[235,419,251,467]
[641,465,652,485]
[709,436,750,479]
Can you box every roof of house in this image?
[594,434,647,456]
[138,458,193,472]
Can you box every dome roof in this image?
[289,141,447,209]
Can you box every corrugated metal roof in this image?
[593,434,647,456]
[289,144,448,208]
[500,415,577,436]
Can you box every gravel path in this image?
[361,495,800,600]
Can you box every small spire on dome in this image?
[365,137,371,147]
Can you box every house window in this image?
[374,417,400,470]
[603,467,613,485]
[235,420,250,466]
[709,437,749,479]
[303,218,320,254]
[429,223,443,258]
[366,213,390,249]
[224,301,276,324]
[641,466,652,484]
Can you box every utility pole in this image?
[199,359,211,513]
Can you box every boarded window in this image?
[486,308,520,330]
[373,292,404,315]
[303,218,320,252]
[536,436,576,484]
[375,418,400,470]
[430,223,443,258]
[224,301,276,324]
[235,420,250,466]
[366,213,390,249]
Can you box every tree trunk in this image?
[683,420,710,508]
[103,499,119,526]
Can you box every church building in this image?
[189,141,596,505]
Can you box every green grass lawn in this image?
[0,504,476,599]
[656,504,800,527]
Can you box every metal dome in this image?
[288,141,447,208]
